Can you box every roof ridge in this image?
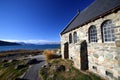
[60,12,80,35]
[80,0,96,14]
[61,0,120,35]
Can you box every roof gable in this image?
[61,0,120,35]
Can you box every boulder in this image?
[15,64,27,69]
[2,63,9,67]
[26,59,38,65]
[53,65,65,72]
[2,59,8,63]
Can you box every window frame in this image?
[101,20,115,43]
[73,32,77,43]
[88,25,98,43]
[69,33,72,43]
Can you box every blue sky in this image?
[0,0,94,43]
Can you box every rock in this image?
[93,53,99,58]
[56,53,62,57]
[98,56,104,62]
[115,40,120,47]
[15,64,27,69]
[26,59,38,65]
[53,65,65,72]
[66,69,70,72]
[115,54,120,60]
[42,63,51,68]
[49,74,54,79]
[118,60,120,66]
[9,59,18,63]
[59,65,65,71]
[46,63,51,68]
[42,64,47,68]
[12,59,18,62]
[2,63,9,67]
[104,53,113,60]
[2,59,8,63]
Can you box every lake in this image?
[0,44,60,51]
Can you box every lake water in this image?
[0,44,60,51]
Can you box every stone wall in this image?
[61,10,120,80]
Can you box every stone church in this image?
[60,0,120,80]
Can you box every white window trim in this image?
[89,26,98,43]
[102,20,115,43]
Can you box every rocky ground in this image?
[40,59,104,80]
[0,50,45,80]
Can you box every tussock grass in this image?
[40,59,104,80]
[44,50,61,61]
[0,59,28,80]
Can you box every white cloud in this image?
[1,39,60,44]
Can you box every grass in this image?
[0,49,44,80]
[44,50,61,61]
[0,49,43,57]
[40,59,104,80]
[0,59,28,80]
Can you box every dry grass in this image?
[0,49,43,57]
[0,59,28,80]
[44,50,61,61]
[40,59,103,80]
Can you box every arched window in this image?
[69,33,72,43]
[88,25,97,43]
[101,20,115,42]
[73,32,77,43]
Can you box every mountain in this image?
[0,40,20,46]
[17,41,60,45]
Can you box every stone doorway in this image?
[64,42,69,59]
[80,40,88,70]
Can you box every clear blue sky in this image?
[0,0,94,43]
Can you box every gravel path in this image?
[23,55,46,80]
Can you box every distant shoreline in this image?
[0,49,60,60]
[0,40,20,46]
[0,44,60,52]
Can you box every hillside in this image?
[0,40,20,46]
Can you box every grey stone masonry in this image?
[61,10,120,80]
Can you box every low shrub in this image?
[44,50,61,61]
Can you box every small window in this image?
[73,32,77,43]
[88,25,97,43]
[69,33,72,43]
[101,20,115,42]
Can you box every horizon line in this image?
[1,39,60,44]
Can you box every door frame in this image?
[64,42,69,59]
[80,40,89,70]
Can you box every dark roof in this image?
[61,0,120,35]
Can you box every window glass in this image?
[102,20,115,42]
[89,26,97,43]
